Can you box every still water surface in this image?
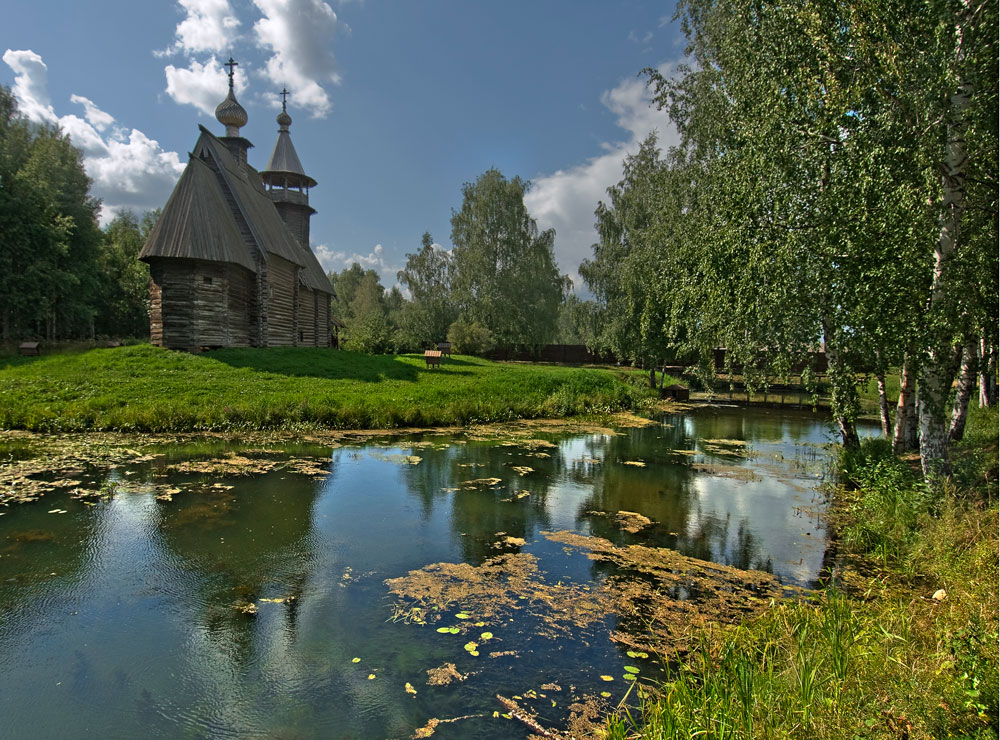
[0,407,855,738]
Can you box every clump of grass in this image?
[607,406,999,740]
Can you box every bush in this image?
[447,319,494,355]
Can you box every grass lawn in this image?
[0,344,651,432]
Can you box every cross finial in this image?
[280,87,290,111]
[224,57,238,88]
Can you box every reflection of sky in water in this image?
[0,407,864,739]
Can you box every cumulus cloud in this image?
[252,0,343,118]
[3,49,185,224]
[159,0,241,56]
[2,49,57,122]
[524,62,680,291]
[164,55,247,116]
[69,94,115,131]
[314,243,401,283]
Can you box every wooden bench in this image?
[18,342,40,356]
[424,349,442,369]
[436,341,452,359]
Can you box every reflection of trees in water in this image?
[399,436,559,563]
[575,422,697,548]
[681,510,773,574]
[573,414,775,573]
[156,465,326,668]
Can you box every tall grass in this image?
[0,344,652,432]
[606,406,999,740]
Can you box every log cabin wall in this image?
[266,255,297,346]
[225,264,254,347]
[149,259,195,349]
[191,262,227,347]
[149,268,164,346]
[297,285,316,346]
[321,298,331,347]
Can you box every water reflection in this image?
[0,407,861,739]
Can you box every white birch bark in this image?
[893,354,919,453]
[949,341,977,441]
[918,6,973,481]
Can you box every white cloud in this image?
[252,0,343,118]
[164,55,246,116]
[69,94,115,131]
[159,0,241,56]
[628,30,654,45]
[524,62,680,292]
[2,49,57,123]
[314,243,402,283]
[3,49,185,224]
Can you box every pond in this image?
[0,407,861,738]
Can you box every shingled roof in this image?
[138,156,256,272]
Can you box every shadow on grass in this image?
[0,353,43,370]
[206,347,474,381]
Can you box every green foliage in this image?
[0,86,104,341]
[94,210,154,338]
[446,319,493,356]
[555,294,600,346]
[396,231,456,348]
[450,168,566,348]
[329,263,399,354]
[839,438,934,565]
[0,344,648,432]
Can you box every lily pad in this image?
[600,675,614,682]
[626,650,649,659]
[455,612,471,619]
[436,627,452,633]
[600,691,612,698]
[352,657,361,663]
[624,665,640,674]
[480,631,493,640]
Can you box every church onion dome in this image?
[276,108,293,129]
[216,57,248,136]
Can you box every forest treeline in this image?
[0,88,152,341]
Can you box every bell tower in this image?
[259,89,317,249]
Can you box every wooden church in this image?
[140,60,335,349]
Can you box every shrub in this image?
[447,319,494,355]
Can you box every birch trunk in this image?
[917,0,977,480]
[893,355,919,453]
[918,73,972,479]
[979,336,995,407]
[876,370,891,437]
[949,341,977,441]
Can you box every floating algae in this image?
[425,662,470,686]
[541,530,784,656]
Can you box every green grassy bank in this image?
[0,344,651,432]
[607,406,999,740]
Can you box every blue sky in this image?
[2,1,683,290]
